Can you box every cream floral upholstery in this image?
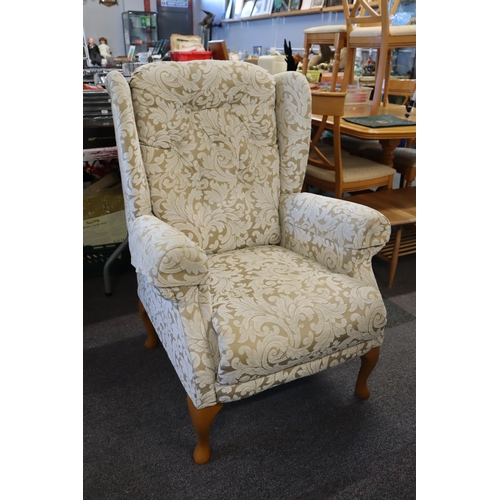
[106,60,390,462]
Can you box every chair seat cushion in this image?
[350,24,416,38]
[304,25,347,34]
[208,245,385,386]
[307,150,396,183]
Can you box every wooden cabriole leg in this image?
[187,395,223,465]
[138,299,159,349]
[355,346,380,400]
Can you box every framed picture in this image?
[225,0,234,19]
[209,40,229,60]
[288,0,300,9]
[127,45,136,61]
[252,0,273,16]
[233,0,244,18]
[310,0,324,7]
[241,0,255,17]
[272,0,288,13]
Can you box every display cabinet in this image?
[122,11,158,54]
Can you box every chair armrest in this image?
[280,192,391,283]
[129,215,208,288]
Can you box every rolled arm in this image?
[129,215,209,288]
[280,192,391,283]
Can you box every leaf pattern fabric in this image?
[106,61,390,409]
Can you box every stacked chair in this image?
[302,0,403,92]
[341,0,416,115]
[302,25,347,90]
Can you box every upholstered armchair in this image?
[106,61,390,464]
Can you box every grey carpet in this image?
[84,253,416,499]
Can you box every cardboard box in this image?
[83,183,126,247]
[83,170,120,195]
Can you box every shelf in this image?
[222,5,340,23]
[221,1,386,23]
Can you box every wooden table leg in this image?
[378,138,401,167]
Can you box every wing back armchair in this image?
[106,61,390,464]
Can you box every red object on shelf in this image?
[171,50,213,62]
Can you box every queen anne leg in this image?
[187,395,223,465]
[355,346,380,399]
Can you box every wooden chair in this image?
[385,77,416,106]
[302,1,377,88]
[302,27,347,91]
[302,1,402,91]
[341,0,416,115]
[303,91,396,198]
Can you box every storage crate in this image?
[344,85,372,105]
[83,243,132,278]
[171,50,212,61]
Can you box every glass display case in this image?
[122,11,158,54]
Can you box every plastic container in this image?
[171,50,212,61]
[257,53,287,75]
[343,85,372,105]
[122,62,141,76]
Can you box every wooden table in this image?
[348,187,416,287]
[312,101,416,168]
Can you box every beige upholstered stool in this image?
[361,146,416,188]
[348,187,416,287]
[302,25,347,91]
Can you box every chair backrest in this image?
[386,78,416,104]
[106,61,311,255]
[308,91,346,197]
[342,0,400,31]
